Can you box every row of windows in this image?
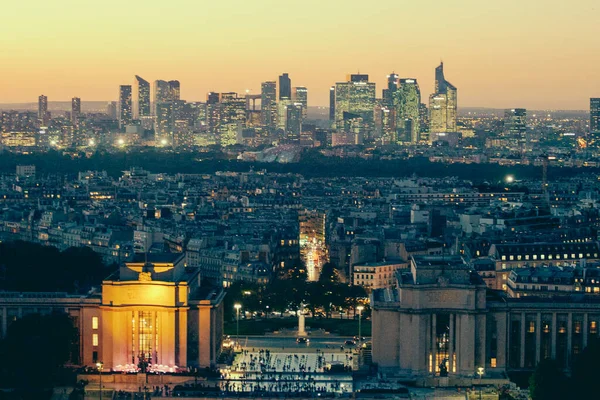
[501,253,597,261]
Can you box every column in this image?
[455,313,461,372]
[551,313,557,359]
[449,314,455,373]
[431,314,437,374]
[567,313,573,367]
[583,313,589,348]
[477,314,486,369]
[535,313,541,363]
[520,312,526,368]
[1,307,6,338]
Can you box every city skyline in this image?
[1,1,599,109]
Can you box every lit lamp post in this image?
[356,305,364,342]
[234,303,242,350]
[96,361,104,400]
[477,366,484,400]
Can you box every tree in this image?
[572,336,600,398]
[0,313,78,390]
[528,359,567,400]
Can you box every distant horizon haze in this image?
[1,1,599,109]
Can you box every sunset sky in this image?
[1,0,599,109]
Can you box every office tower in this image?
[279,73,291,100]
[504,108,527,148]
[277,98,293,130]
[329,86,335,122]
[168,80,181,101]
[153,80,170,113]
[428,62,457,133]
[382,73,399,109]
[207,92,220,105]
[333,74,376,132]
[394,79,421,143]
[118,85,133,129]
[285,103,303,141]
[156,102,174,144]
[71,97,81,123]
[292,87,308,119]
[419,103,430,142]
[261,81,277,128]
[133,76,151,119]
[591,98,600,144]
[107,101,117,119]
[38,95,48,125]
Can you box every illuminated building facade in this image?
[0,253,225,371]
[278,73,291,100]
[428,63,457,134]
[285,103,303,142]
[118,85,133,129]
[372,255,600,381]
[334,74,376,134]
[38,95,49,126]
[261,82,277,129]
[292,87,308,119]
[71,97,81,123]
[133,75,151,119]
[394,79,421,144]
[503,108,527,151]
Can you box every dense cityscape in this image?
[2,2,600,400]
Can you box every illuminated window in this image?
[533,255,537,260]
[92,334,99,347]
[528,321,535,333]
[501,256,506,261]
[92,317,98,330]
[591,321,598,335]
[574,321,582,334]
[490,358,497,368]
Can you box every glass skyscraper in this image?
[591,98,600,138]
[118,85,132,129]
[279,73,291,100]
[429,62,457,134]
[134,75,151,119]
[334,74,376,133]
[394,78,421,144]
[292,87,308,119]
[261,81,277,128]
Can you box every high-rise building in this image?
[590,98,600,141]
[285,103,303,141]
[107,102,117,119]
[334,74,376,132]
[133,76,151,119]
[292,87,308,119]
[279,73,291,100]
[383,73,399,109]
[168,80,181,101]
[261,81,277,128]
[394,79,421,143]
[156,102,174,145]
[38,95,48,125]
[118,85,133,129]
[504,108,527,150]
[207,92,220,105]
[428,62,457,133]
[71,97,81,123]
[329,86,335,122]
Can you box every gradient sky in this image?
[1,0,599,109]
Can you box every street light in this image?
[96,361,104,400]
[234,303,242,350]
[477,366,484,400]
[356,305,364,341]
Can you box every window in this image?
[501,256,506,261]
[490,358,497,368]
[92,317,98,330]
[92,334,99,347]
[528,321,535,333]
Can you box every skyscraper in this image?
[118,85,133,129]
[383,73,399,109]
[285,103,303,141]
[155,102,174,144]
[168,80,181,101]
[153,80,171,114]
[107,101,117,119]
[394,79,421,143]
[292,87,308,119]
[504,108,527,151]
[279,73,291,100]
[428,62,457,133]
[329,86,335,122]
[334,74,376,132]
[133,75,151,119]
[38,95,48,125]
[261,81,277,128]
[71,97,81,123]
[591,98,600,138]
